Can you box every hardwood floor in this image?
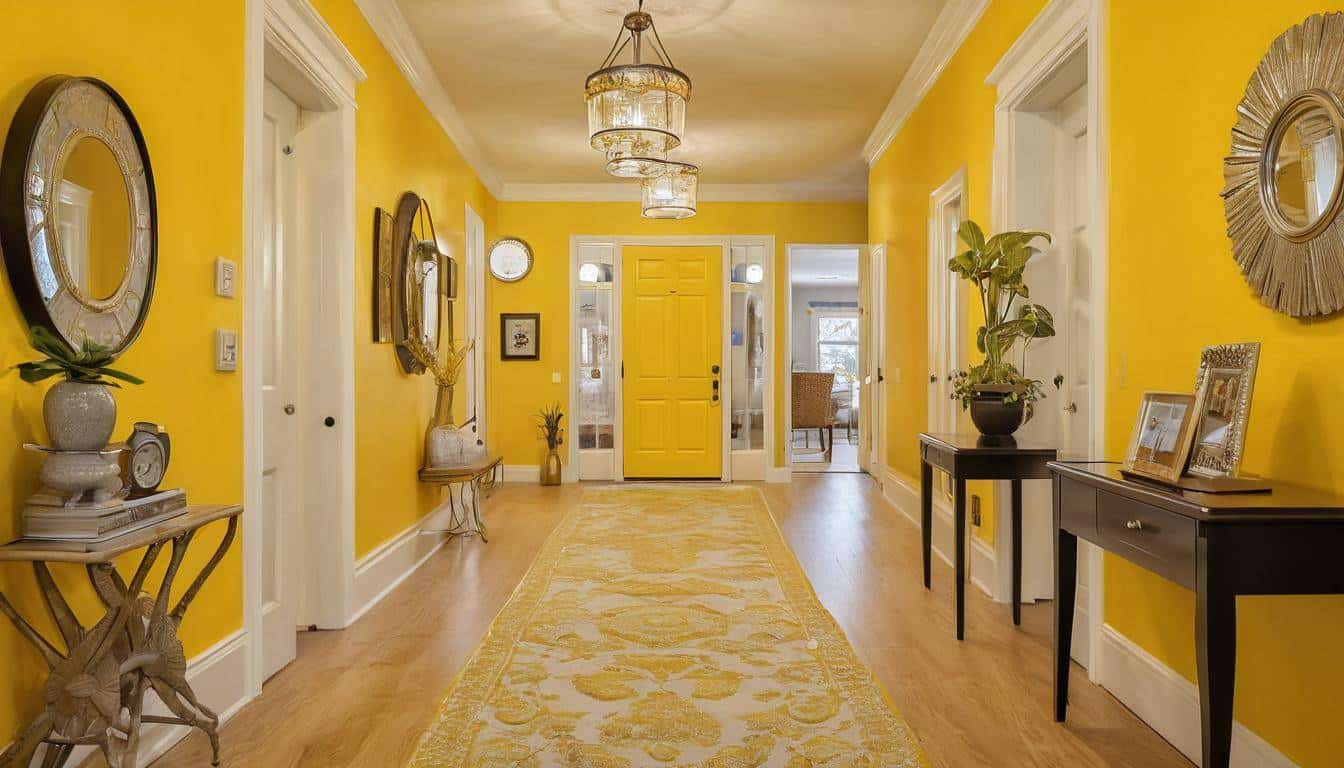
[146,474,1190,767]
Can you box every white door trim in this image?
[244,0,366,696]
[781,243,866,473]
[928,167,968,437]
[869,243,888,477]
[568,235,774,483]
[987,0,1107,683]
[464,203,486,437]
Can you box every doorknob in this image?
[1063,402,1077,413]
[284,404,296,415]
[929,373,938,383]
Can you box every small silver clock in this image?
[125,422,171,494]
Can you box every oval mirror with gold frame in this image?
[391,191,446,375]
[1223,13,1344,317]
[0,76,157,355]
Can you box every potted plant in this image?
[15,326,143,450]
[537,403,564,486]
[947,221,1060,439]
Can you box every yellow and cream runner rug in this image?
[410,485,926,767]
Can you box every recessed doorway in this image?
[786,245,863,474]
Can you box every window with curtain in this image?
[815,312,859,380]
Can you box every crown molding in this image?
[353,0,503,197]
[862,0,990,166]
[498,182,868,203]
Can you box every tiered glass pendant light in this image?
[640,161,699,219]
[586,1,691,179]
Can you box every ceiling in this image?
[790,247,860,286]
[396,0,946,199]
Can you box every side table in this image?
[0,504,242,768]
[418,455,503,542]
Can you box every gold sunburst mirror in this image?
[1223,12,1344,317]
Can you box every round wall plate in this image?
[489,237,533,282]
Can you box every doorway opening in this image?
[786,246,863,474]
[244,3,364,693]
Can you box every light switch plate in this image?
[215,258,237,298]
[215,329,238,371]
[551,371,562,384]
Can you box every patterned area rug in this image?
[409,485,926,767]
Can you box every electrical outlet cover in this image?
[215,258,237,298]
[215,329,238,371]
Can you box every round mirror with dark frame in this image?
[1224,13,1344,317]
[391,191,447,375]
[0,76,157,355]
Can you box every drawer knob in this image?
[1125,519,1144,531]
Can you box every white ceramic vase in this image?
[44,380,117,450]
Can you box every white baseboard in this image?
[881,469,996,598]
[503,464,540,482]
[766,466,791,483]
[55,630,251,768]
[349,508,451,625]
[1096,624,1297,768]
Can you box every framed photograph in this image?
[500,313,540,360]
[1124,390,1206,484]
[1188,342,1259,479]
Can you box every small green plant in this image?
[14,326,144,388]
[947,220,1058,422]
[537,403,565,450]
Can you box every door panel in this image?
[623,245,723,478]
[261,81,301,681]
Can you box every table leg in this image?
[921,461,933,589]
[1054,526,1077,722]
[471,478,488,542]
[1011,478,1023,626]
[1197,538,1236,768]
[954,477,966,641]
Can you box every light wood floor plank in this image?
[138,476,1188,767]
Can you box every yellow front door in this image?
[622,245,723,478]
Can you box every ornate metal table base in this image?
[418,456,502,542]
[0,507,240,768]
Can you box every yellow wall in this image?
[1105,3,1344,764]
[491,201,867,469]
[0,0,245,740]
[868,0,1049,545]
[872,0,1344,763]
[309,0,498,558]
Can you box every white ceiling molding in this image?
[498,182,868,204]
[862,0,990,166]
[353,0,503,196]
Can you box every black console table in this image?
[1050,461,1344,768]
[919,433,1057,639]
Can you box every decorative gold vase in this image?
[541,449,562,486]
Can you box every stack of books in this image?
[23,488,188,541]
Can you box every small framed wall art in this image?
[1123,390,1206,484]
[1188,342,1260,478]
[500,313,540,361]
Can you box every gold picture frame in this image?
[1188,343,1260,479]
[1123,390,1207,484]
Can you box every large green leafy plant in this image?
[15,326,144,388]
[948,220,1059,422]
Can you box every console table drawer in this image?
[1096,491,1196,589]
[1058,477,1097,539]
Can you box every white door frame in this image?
[987,0,1107,682]
[568,235,773,483]
[781,243,866,472]
[869,243,888,478]
[244,0,365,696]
[464,203,486,437]
[928,168,968,437]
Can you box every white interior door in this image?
[868,244,886,474]
[261,81,302,682]
[927,177,964,438]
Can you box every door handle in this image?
[284,404,296,415]
[711,364,720,405]
[1063,402,1077,413]
[929,373,938,383]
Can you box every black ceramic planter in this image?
[969,394,1024,438]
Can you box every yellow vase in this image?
[541,449,562,486]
